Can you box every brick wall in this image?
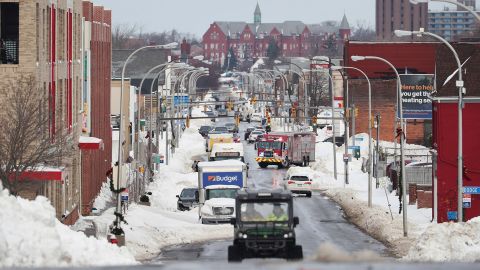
[417,190,433,209]
[347,79,425,144]
[81,1,112,216]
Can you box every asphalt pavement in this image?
[148,118,391,264]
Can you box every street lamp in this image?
[331,65,373,207]
[394,28,465,222]
[409,0,480,22]
[351,55,409,237]
[114,42,177,239]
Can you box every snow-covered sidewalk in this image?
[88,107,232,261]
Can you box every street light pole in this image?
[114,42,177,239]
[351,55,407,236]
[332,66,373,204]
[395,28,465,222]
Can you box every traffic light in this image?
[235,115,240,125]
[291,107,296,118]
[267,115,271,124]
[250,97,256,105]
[354,107,359,117]
[186,116,190,128]
[312,116,317,124]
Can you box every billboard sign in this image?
[202,172,244,188]
[399,74,434,119]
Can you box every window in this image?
[0,3,19,64]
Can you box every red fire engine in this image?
[255,132,316,168]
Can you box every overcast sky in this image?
[91,0,479,38]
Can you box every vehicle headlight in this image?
[243,234,248,239]
[238,232,247,238]
[283,234,289,238]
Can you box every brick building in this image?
[79,1,112,216]
[202,3,350,66]
[376,0,428,41]
[343,41,438,145]
[0,0,83,223]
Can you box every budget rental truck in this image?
[197,160,248,224]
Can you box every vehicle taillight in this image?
[109,238,118,244]
[305,181,312,185]
[287,180,295,184]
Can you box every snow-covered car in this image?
[244,127,256,140]
[284,167,313,197]
[251,113,263,122]
[248,130,265,143]
[212,126,229,133]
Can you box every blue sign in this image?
[348,146,360,151]
[202,172,244,188]
[399,74,434,120]
[174,95,190,106]
[447,211,458,221]
[463,186,480,194]
[463,202,472,208]
[121,194,129,202]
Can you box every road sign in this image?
[348,146,361,159]
[463,186,480,194]
[463,194,472,208]
[121,190,129,202]
[343,154,351,162]
[447,211,458,221]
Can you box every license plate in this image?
[297,184,303,187]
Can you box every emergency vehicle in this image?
[255,132,316,168]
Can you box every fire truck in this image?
[255,132,316,168]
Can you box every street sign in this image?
[447,211,458,221]
[355,137,364,142]
[463,194,472,208]
[343,154,351,162]
[348,146,361,159]
[463,186,480,194]
[121,190,129,202]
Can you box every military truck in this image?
[228,190,303,261]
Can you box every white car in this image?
[248,130,264,143]
[284,168,313,197]
[251,113,263,122]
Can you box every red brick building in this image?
[343,41,438,144]
[202,3,351,65]
[79,1,112,215]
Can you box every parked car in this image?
[176,188,199,211]
[244,127,256,140]
[198,125,213,137]
[225,123,239,133]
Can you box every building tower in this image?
[254,2,261,25]
[457,0,476,10]
[339,14,351,41]
[376,0,428,41]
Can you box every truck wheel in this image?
[228,245,243,262]
[281,158,290,168]
[287,245,303,260]
[306,192,312,198]
[259,163,268,168]
[201,219,208,225]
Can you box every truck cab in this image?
[228,190,303,261]
[255,137,288,168]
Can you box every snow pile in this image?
[92,181,115,212]
[404,217,480,262]
[0,189,136,267]
[93,116,232,261]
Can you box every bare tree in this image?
[0,75,67,195]
[112,23,141,49]
[351,21,376,41]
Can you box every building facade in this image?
[428,7,479,41]
[202,4,350,65]
[0,0,83,223]
[80,1,112,216]
[376,0,428,41]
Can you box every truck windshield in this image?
[240,202,289,222]
[206,189,238,200]
[257,141,282,149]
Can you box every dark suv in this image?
[228,190,303,262]
[198,125,213,137]
[176,188,199,211]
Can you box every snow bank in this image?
[0,189,136,267]
[93,117,232,261]
[404,217,480,262]
[311,242,387,262]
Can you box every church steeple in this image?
[254,2,261,25]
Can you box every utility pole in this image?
[375,114,381,188]
[344,75,350,185]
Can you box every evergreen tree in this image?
[266,38,280,61]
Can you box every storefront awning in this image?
[79,136,104,150]
[17,166,65,181]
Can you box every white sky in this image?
[91,0,479,38]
